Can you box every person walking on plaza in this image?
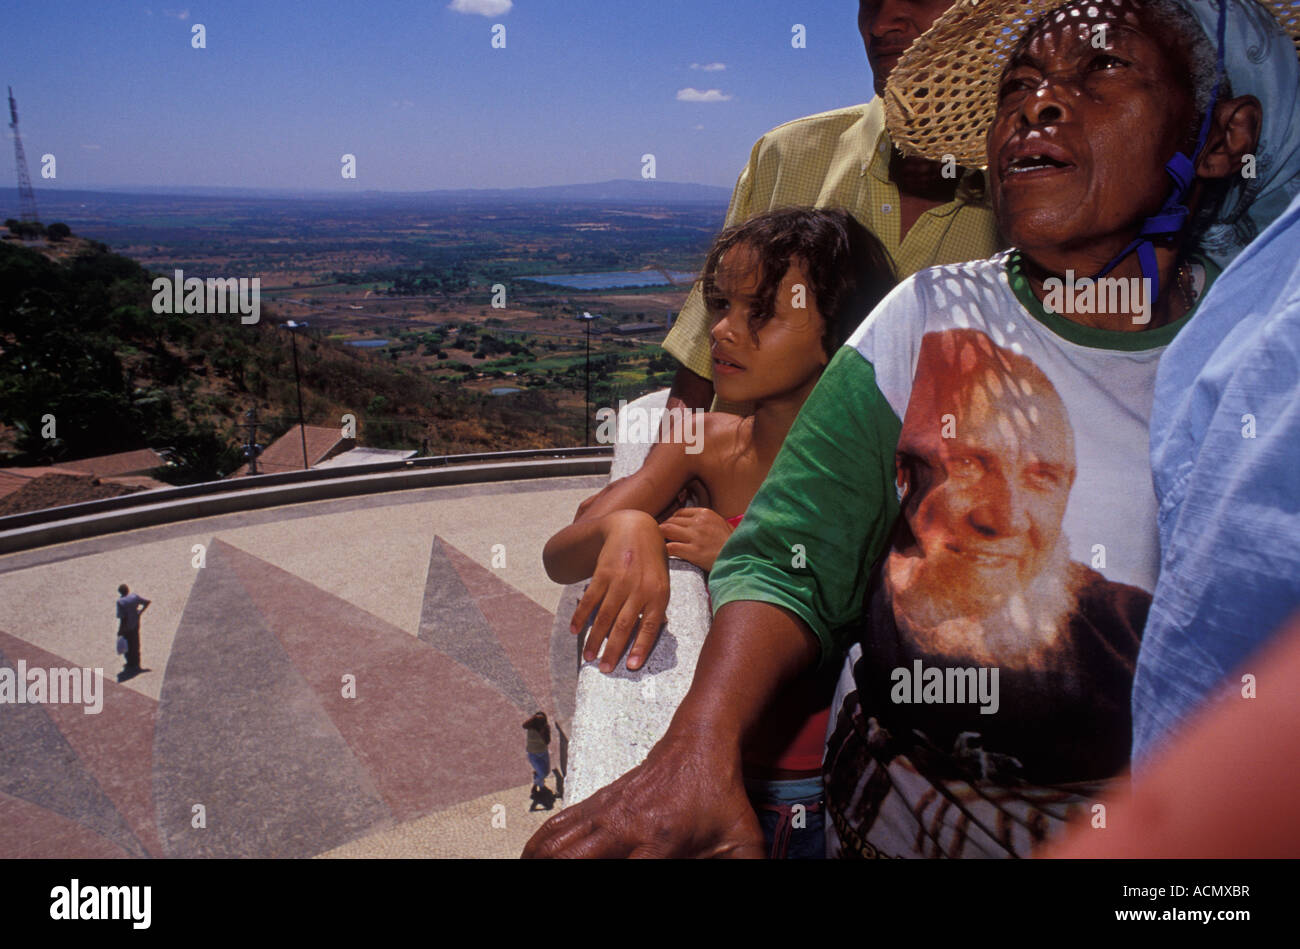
[115,584,150,681]
[523,712,552,800]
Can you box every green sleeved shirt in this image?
[706,345,903,668]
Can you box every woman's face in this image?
[987,0,1198,263]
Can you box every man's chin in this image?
[871,53,901,85]
[885,549,1078,667]
[889,560,1001,625]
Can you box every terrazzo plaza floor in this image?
[0,474,604,859]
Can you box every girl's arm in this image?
[543,435,697,584]
[543,435,700,673]
[565,509,671,672]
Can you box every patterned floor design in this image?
[0,475,600,858]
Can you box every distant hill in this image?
[413,180,732,205]
[30,179,731,206]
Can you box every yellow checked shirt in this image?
[665,98,1001,411]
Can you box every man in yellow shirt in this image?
[665,0,1001,414]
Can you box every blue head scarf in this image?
[1181,0,1300,267]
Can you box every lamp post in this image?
[242,407,263,476]
[284,320,310,469]
[580,311,598,446]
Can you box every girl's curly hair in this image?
[699,206,895,358]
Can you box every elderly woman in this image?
[524,0,1299,859]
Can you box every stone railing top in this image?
[565,390,715,804]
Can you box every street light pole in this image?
[581,311,596,447]
[242,407,262,475]
[285,320,310,469]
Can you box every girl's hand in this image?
[570,510,670,673]
[659,507,735,572]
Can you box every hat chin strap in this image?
[1092,1,1228,305]
[1093,152,1196,301]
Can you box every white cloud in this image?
[676,88,733,103]
[81,144,102,150]
[690,62,726,72]
[163,8,190,20]
[448,0,512,15]
[693,124,705,131]
[391,99,416,109]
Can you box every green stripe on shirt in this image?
[707,345,903,669]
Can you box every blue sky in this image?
[2,0,876,192]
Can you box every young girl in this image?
[543,206,894,856]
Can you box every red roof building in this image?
[53,448,166,479]
[228,424,355,477]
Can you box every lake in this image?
[345,339,390,348]
[518,270,698,290]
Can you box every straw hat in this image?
[885,0,1300,167]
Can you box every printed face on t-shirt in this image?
[819,264,1159,858]
[888,329,1079,665]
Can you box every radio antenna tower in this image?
[8,86,39,223]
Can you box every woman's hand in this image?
[659,507,735,572]
[569,510,670,673]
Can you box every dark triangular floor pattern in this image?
[0,630,163,857]
[0,790,133,858]
[418,536,537,711]
[441,539,559,717]
[223,538,536,822]
[0,644,147,858]
[152,541,390,857]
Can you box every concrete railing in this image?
[0,447,611,555]
[565,391,713,804]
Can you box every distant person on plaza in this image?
[543,207,894,857]
[660,0,999,417]
[115,584,150,681]
[523,711,552,797]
